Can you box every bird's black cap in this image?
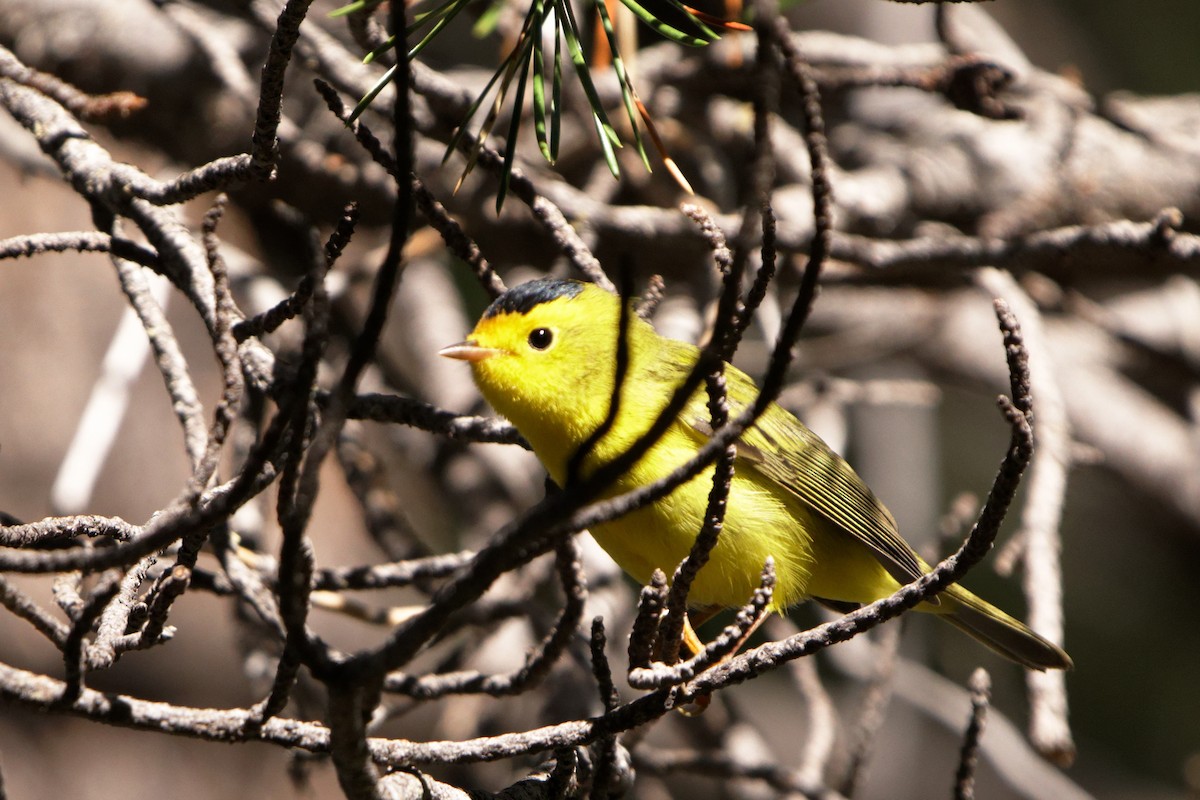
[482,278,585,319]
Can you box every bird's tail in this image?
[936,584,1072,671]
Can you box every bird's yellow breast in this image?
[486,363,898,612]
[561,420,820,611]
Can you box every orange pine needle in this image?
[635,98,694,195]
[681,5,751,31]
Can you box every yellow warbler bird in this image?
[440,278,1071,670]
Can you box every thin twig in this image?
[656,371,737,664]
[0,576,69,647]
[770,617,837,787]
[251,0,319,178]
[976,268,1074,766]
[954,668,992,800]
[58,573,123,704]
[0,45,145,122]
[836,621,901,797]
[381,538,586,698]
[0,516,137,548]
[0,231,159,269]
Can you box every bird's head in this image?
[440,279,637,450]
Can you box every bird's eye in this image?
[527,327,554,351]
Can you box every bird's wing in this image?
[682,366,927,590]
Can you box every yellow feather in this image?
[442,279,1071,670]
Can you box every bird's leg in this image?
[680,607,720,658]
[676,609,717,716]
[678,608,772,716]
[682,606,772,660]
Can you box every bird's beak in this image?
[438,340,503,363]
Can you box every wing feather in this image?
[681,363,928,591]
